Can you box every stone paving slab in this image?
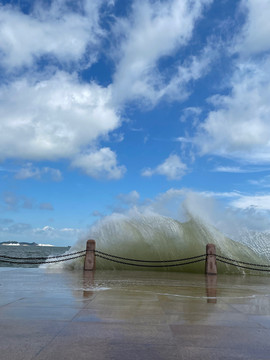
[1,268,270,359]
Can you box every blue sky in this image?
[1,0,270,246]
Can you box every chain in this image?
[0,253,86,265]
[95,253,206,267]
[2,247,270,272]
[0,250,86,261]
[216,258,270,272]
[216,254,270,268]
[94,250,206,263]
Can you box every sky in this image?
[1,0,270,246]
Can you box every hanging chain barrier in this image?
[94,250,206,268]
[0,250,86,265]
[215,254,270,272]
[93,250,270,271]
[1,247,270,271]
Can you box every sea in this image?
[48,211,270,275]
[0,245,71,268]
[2,211,270,274]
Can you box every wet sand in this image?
[1,267,270,359]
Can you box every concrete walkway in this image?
[1,267,270,359]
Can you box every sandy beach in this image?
[1,267,270,359]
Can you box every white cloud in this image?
[2,191,34,211]
[214,166,252,173]
[71,148,126,180]
[193,0,270,165]
[0,1,128,181]
[0,0,216,181]
[180,107,202,123]
[144,189,270,233]
[112,0,213,105]
[195,59,270,163]
[0,0,103,70]
[0,220,81,245]
[249,175,270,188]
[236,0,270,55]
[231,194,270,211]
[214,166,270,174]
[15,163,62,181]
[160,44,215,102]
[117,191,140,205]
[142,154,187,180]
[0,71,125,179]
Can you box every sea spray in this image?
[56,210,269,274]
[44,190,270,274]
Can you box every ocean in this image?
[0,245,71,268]
[55,212,270,274]
[2,212,270,274]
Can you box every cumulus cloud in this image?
[142,154,187,180]
[0,0,217,181]
[230,194,270,211]
[236,0,270,56]
[193,0,270,165]
[0,71,125,179]
[195,59,270,163]
[0,0,103,70]
[71,148,126,180]
[0,1,126,181]
[112,0,213,105]
[0,72,120,160]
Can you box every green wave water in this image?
[64,212,270,274]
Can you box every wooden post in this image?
[205,243,217,275]
[84,239,96,271]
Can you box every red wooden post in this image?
[205,243,217,275]
[84,239,96,271]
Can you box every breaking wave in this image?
[56,209,270,274]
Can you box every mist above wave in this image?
[47,190,270,273]
[63,211,268,273]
